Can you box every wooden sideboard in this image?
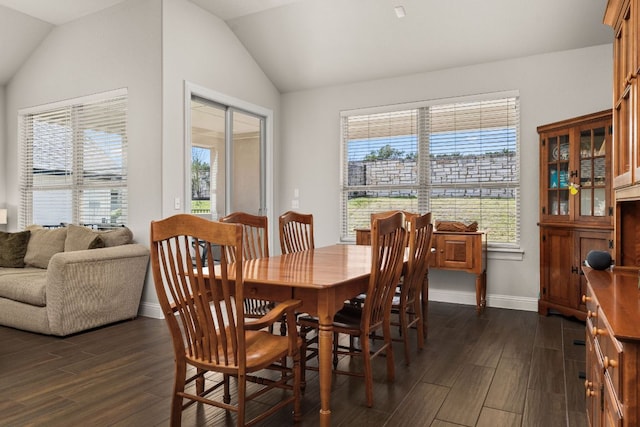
[583,267,640,426]
[355,229,487,313]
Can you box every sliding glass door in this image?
[189,95,266,219]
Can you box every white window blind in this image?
[19,89,128,229]
[341,93,520,248]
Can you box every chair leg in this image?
[171,360,187,427]
[361,332,374,408]
[383,322,395,382]
[414,300,425,351]
[400,309,411,366]
[300,326,308,393]
[238,374,246,427]
[293,349,302,422]
[223,373,230,404]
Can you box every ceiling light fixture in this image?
[394,5,406,18]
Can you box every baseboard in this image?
[138,301,164,319]
[138,291,539,319]
[428,289,538,312]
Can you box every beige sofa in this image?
[0,224,149,336]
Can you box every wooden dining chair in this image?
[219,212,277,329]
[279,210,314,254]
[298,211,407,407]
[149,214,303,426]
[391,212,433,365]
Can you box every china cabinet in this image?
[537,111,613,320]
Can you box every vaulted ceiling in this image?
[0,0,613,92]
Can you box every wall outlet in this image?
[291,199,299,209]
[174,197,180,209]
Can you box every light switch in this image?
[291,199,300,209]
[174,197,181,209]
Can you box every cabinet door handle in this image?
[582,295,592,303]
[604,356,618,369]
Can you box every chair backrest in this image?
[362,211,407,332]
[220,212,269,260]
[402,212,434,305]
[150,214,247,370]
[279,211,314,254]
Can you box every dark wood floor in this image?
[0,302,586,426]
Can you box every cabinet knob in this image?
[604,356,618,369]
[592,327,605,336]
[584,379,593,389]
[587,310,597,319]
[586,388,596,398]
[582,295,592,304]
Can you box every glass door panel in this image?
[578,127,607,217]
[231,110,263,215]
[189,96,266,220]
[547,134,570,216]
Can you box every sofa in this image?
[0,224,149,336]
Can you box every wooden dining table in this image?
[238,244,373,427]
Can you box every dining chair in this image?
[219,212,277,330]
[298,211,407,407]
[279,210,314,254]
[149,213,303,426]
[391,212,433,365]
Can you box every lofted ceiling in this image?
[0,0,613,92]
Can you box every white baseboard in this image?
[428,289,538,312]
[138,291,539,319]
[138,301,164,319]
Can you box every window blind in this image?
[19,89,128,229]
[341,93,520,248]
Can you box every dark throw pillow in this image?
[0,230,31,268]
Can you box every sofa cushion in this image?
[96,227,133,247]
[24,226,67,269]
[0,231,31,268]
[64,224,106,252]
[0,267,47,306]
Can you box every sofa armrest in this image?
[46,244,150,336]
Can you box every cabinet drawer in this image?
[595,307,623,402]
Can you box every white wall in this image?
[279,44,613,310]
[5,0,163,310]
[0,86,5,211]
[161,0,281,213]
[155,0,281,317]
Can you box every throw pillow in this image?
[24,226,67,269]
[64,224,106,252]
[96,227,133,247]
[0,230,31,268]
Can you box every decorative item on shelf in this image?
[585,250,612,271]
[559,170,568,188]
[435,220,478,232]
[0,209,6,225]
[550,169,558,188]
[569,183,580,195]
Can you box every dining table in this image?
[237,243,373,427]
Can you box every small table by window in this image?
[355,229,487,315]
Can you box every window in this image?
[19,89,128,229]
[341,92,520,248]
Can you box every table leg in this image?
[318,320,333,427]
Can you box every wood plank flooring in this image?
[0,302,586,426]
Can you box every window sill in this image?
[487,246,524,261]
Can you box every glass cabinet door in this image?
[546,133,570,216]
[579,126,607,217]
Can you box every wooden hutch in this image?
[537,110,614,321]
[582,1,640,426]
